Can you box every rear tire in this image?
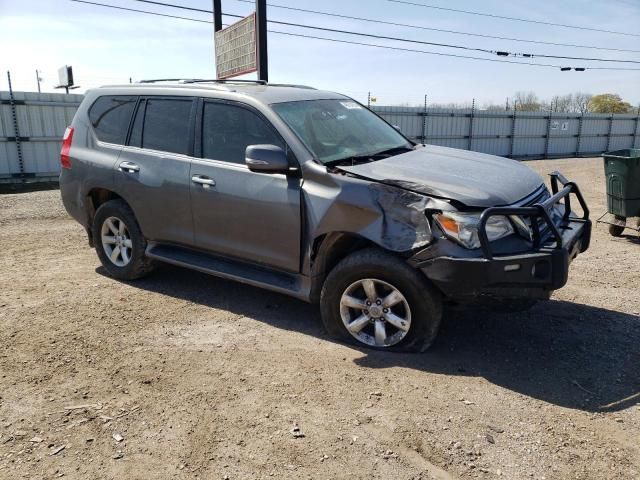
[92,199,155,280]
[320,248,442,352]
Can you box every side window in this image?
[202,102,284,164]
[141,98,193,155]
[88,96,137,145]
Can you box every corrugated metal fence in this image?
[1,91,82,182]
[373,105,640,159]
[1,91,639,182]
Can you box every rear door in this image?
[116,96,196,246]
[190,99,301,272]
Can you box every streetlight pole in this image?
[36,69,41,93]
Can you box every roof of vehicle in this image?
[95,80,349,104]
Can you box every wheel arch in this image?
[85,188,133,247]
[309,231,380,303]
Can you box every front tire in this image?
[320,248,442,352]
[92,199,155,280]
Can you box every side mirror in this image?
[245,144,289,174]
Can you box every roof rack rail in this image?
[269,83,316,90]
[137,78,199,83]
[137,78,268,85]
[186,79,267,85]
[136,79,315,89]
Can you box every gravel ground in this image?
[0,157,638,480]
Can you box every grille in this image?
[512,185,557,243]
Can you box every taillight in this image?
[60,127,74,169]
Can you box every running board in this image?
[146,243,310,301]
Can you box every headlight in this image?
[434,211,514,249]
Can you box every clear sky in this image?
[1,0,639,107]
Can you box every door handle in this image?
[191,175,216,187]
[118,161,140,173]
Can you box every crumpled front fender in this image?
[302,163,453,254]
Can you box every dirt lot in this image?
[0,157,638,480]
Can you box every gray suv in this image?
[60,80,591,352]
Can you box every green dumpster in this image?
[603,148,640,236]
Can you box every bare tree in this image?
[557,94,574,112]
[542,95,573,112]
[572,93,593,114]
[513,91,541,111]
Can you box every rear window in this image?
[88,96,137,145]
[140,98,193,155]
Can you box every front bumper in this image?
[413,172,592,300]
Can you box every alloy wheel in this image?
[101,216,133,267]
[339,278,411,347]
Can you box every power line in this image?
[269,20,640,64]
[130,0,228,15]
[524,52,640,63]
[68,0,640,71]
[270,32,640,71]
[232,0,640,54]
[388,0,640,38]
[125,0,640,64]
[72,0,214,22]
[125,0,491,56]
[268,31,565,68]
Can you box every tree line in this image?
[492,92,637,114]
[418,93,638,114]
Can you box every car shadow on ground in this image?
[105,264,640,414]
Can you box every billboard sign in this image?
[215,13,257,79]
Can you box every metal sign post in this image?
[213,0,222,32]
[255,0,268,82]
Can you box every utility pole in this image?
[255,0,268,82]
[35,69,41,93]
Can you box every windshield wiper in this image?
[325,145,413,167]
[370,146,414,157]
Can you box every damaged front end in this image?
[302,161,455,258]
[410,172,592,302]
[303,161,591,306]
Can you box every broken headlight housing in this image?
[434,211,514,249]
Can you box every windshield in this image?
[272,99,412,164]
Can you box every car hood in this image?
[336,144,544,207]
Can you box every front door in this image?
[190,100,301,272]
[116,96,196,246]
